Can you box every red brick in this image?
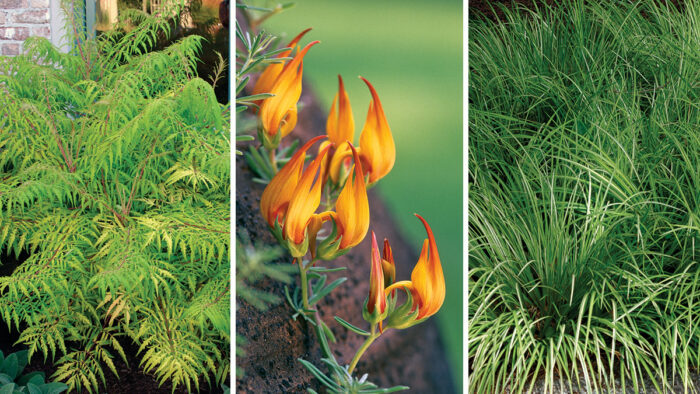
[12,9,49,24]
[0,27,29,41]
[29,0,49,7]
[31,26,50,38]
[1,43,20,56]
[0,0,26,8]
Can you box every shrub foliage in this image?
[0,2,230,392]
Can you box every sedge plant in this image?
[469,1,699,392]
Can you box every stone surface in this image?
[0,0,25,8]
[12,9,49,24]
[0,0,52,57]
[31,25,50,38]
[29,0,49,8]
[1,43,20,56]
[0,27,29,41]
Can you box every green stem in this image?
[347,325,380,375]
[298,259,335,360]
[268,148,277,173]
[299,263,310,311]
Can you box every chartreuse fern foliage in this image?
[0,1,230,393]
[470,1,699,393]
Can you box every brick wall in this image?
[0,0,52,56]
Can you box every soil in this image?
[235,83,457,392]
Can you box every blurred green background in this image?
[260,0,463,387]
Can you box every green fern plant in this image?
[0,1,229,392]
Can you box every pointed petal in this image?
[308,211,335,259]
[260,41,319,137]
[327,75,354,147]
[284,144,331,244]
[367,231,386,314]
[251,28,312,97]
[335,143,369,249]
[358,77,395,184]
[260,136,325,227]
[410,214,445,319]
[382,238,395,288]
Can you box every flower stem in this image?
[268,148,277,173]
[347,325,380,375]
[299,263,311,311]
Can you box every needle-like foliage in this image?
[0,1,230,392]
[470,1,699,393]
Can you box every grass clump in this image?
[469,1,699,393]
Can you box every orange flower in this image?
[359,77,395,185]
[385,214,445,321]
[283,144,331,255]
[251,28,312,99]
[334,143,369,250]
[382,238,395,289]
[326,75,354,147]
[313,142,371,261]
[363,232,388,325]
[324,140,353,185]
[260,135,326,229]
[259,41,319,148]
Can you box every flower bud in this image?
[382,238,395,289]
[363,232,388,325]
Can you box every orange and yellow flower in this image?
[322,77,395,188]
[252,28,312,99]
[358,77,395,185]
[326,75,354,147]
[312,142,370,261]
[332,143,369,250]
[259,40,319,148]
[261,136,369,260]
[283,144,331,253]
[260,135,326,230]
[385,214,445,323]
[381,238,395,289]
[363,231,388,325]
